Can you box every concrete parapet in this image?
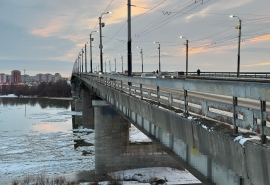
[84,79,270,185]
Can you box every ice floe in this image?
[58,111,82,116]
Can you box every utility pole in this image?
[237,19,242,78]
[121,55,123,73]
[85,44,87,73]
[99,17,103,72]
[140,49,143,73]
[114,58,116,72]
[230,15,242,78]
[81,49,84,73]
[158,44,160,72]
[127,0,132,76]
[186,40,188,77]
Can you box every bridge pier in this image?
[82,86,94,129]
[93,100,182,175]
[93,100,130,174]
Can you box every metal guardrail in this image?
[188,72,270,79]
[73,73,270,144]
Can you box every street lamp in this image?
[180,36,188,77]
[118,54,123,73]
[81,48,84,73]
[112,57,116,72]
[137,47,144,73]
[90,31,98,73]
[153,42,161,72]
[85,43,87,73]
[99,11,112,73]
[230,15,242,78]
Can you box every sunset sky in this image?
[0,0,270,77]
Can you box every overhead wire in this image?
[105,0,208,52]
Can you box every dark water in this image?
[0,97,73,135]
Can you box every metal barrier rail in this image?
[188,72,270,79]
[76,73,270,144]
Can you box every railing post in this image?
[157,86,160,106]
[169,93,173,106]
[140,84,143,100]
[148,89,151,99]
[128,82,132,95]
[184,90,188,117]
[260,100,266,144]
[233,97,238,134]
[121,81,123,91]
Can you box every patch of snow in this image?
[187,116,193,120]
[201,125,207,130]
[108,167,201,184]
[0,94,17,97]
[129,124,152,142]
[41,119,68,122]
[58,111,82,116]
[234,135,261,147]
[28,113,51,119]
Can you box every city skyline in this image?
[0,0,270,77]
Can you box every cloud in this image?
[242,62,270,67]
[249,34,270,42]
[31,21,63,37]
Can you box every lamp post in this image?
[99,12,112,73]
[180,36,188,77]
[137,47,143,73]
[153,42,161,72]
[90,31,98,73]
[230,15,242,78]
[112,57,116,72]
[118,54,123,73]
[78,53,81,74]
[105,59,107,72]
[81,48,84,73]
[85,43,87,73]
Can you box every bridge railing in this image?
[75,73,270,144]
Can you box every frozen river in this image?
[0,96,200,185]
[0,97,95,183]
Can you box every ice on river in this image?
[0,131,95,179]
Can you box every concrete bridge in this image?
[71,73,270,185]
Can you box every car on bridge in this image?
[171,71,185,78]
[157,71,171,78]
[141,73,156,78]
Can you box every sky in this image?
[0,0,270,77]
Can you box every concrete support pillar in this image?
[72,82,80,100]
[82,86,94,129]
[75,98,83,127]
[94,100,130,174]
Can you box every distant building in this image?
[11,70,21,83]
[6,74,11,83]
[54,73,62,82]
[21,74,30,83]
[0,73,6,83]
[34,73,53,82]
